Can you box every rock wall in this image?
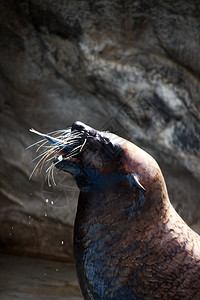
[0,0,200,260]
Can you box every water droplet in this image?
[44,212,47,217]
[46,199,49,203]
[44,272,46,276]
[61,240,64,245]
[51,201,54,205]
[55,268,58,272]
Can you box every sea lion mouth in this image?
[53,149,79,163]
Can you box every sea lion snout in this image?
[71,121,97,137]
[71,121,86,132]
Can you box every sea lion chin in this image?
[30,121,200,300]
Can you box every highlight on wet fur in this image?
[27,128,84,187]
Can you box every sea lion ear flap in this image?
[127,173,146,193]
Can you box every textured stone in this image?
[0,254,82,299]
[0,0,200,259]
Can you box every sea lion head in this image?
[51,121,149,193]
[50,121,166,198]
[30,121,169,218]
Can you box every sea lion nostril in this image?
[71,121,97,137]
[71,121,86,132]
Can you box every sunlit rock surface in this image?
[0,0,200,259]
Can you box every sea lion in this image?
[30,121,200,300]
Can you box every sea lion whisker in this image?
[64,139,86,157]
[47,164,52,187]
[36,140,50,152]
[29,148,56,179]
[42,144,59,153]
[80,138,87,152]
[56,132,72,138]
[51,131,83,142]
[29,128,83,180]
[54,133,71,140]
[68,132,83,139]
[39,149,58,170]
[26,138,47,150]
[39,156,55,173]
[68,144,83,154]
[48,128,71,136]
[49,138,81,155]
[51,162,60,186]
[57,129,76,136]
[50,136,81,151]
[27,130,69,150]
[38,145,56,150]
[63,154,76,160]
[46,160,63,183]
[58,136,82,144]
[59,139,80,146]
[51,164,56,186]
[29,151,51,179]
[45,162,56,187]
[29,146,58,164]
[45,161,57,174]
[28,128,82,150]
[65,148,82,158]
[63,152,79,160]
[35,146,57,159]
[46,163,56,186]
[30,129,72,149]
[29,161,42,180]
[45,155,56,164]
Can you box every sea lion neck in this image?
[119,140,171,226]
[75,166,171,234]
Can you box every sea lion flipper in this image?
[127,173,146,193]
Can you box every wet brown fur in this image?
[74,137,200,299]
